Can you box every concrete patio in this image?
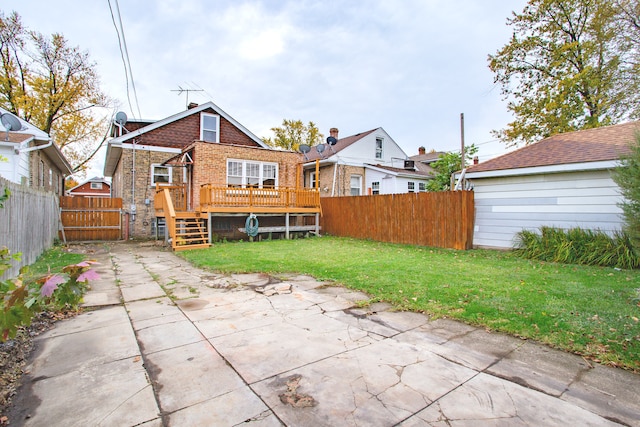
[7,241,640,426]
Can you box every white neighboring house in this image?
[458,121,638,249]
[0,107,71,195]
[303,127,431,196]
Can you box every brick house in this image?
[67,176,111,197]
[103,101,318,245]
[0,107,72,195]
[303,127,432,196]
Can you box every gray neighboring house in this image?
[459,121,638,249]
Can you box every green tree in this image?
[263,119,323,151]
[489,0,640,146]
[612,132,640,252]
[426,145,478,192]
[0,11,112,171]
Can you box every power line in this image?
[108,0,141,119]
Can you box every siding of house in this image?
[472,170,624,249]
[29,149,65,196]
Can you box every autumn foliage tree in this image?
[489,0,640,146]
[263,119,323,152]
[0,11,112,171]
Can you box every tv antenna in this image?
[171,86,204,108]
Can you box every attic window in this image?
[90,182,103,190]
[200,113,220,143]
[375,138,383,159]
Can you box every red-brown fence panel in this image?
[320,191,474,250]
[59,196,123,241]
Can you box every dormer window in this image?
[200,113,220,143]
[375,137,383,159]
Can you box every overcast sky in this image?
[6,0,528,175]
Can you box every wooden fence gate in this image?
[59,196,123,241]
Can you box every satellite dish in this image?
[1,113,23,141]
[299,144,311,160]
[299,144,311,154]
[315,144,327,159]
[1,113,22,132]
[326,136,337,146]
[115,111,128,125]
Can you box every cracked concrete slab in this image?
[10,242,640,427]
[399,372,620,427]
[144,340,248,414]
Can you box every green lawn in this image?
[179,237,640,372]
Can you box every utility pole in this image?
[460,113,465,171]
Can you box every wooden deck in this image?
[153,184,322,249]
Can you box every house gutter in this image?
[0,136,36,153]
[17,137,52,153]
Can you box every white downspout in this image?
[18,137,52,153]
[331,162,338,197]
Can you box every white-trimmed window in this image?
[200,113,220,143]
[419,182,426,192]
[152,164,172,186]
[408,182,415,193]
[90,182,103,190]
[371,181,380,195]
[375,137,383,159]
[350,175,362,196]
[227,160,278,188]
[309,171,317,188]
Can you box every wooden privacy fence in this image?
[60,196,123,241]
[320,191,474,250]
[0,177,59,279]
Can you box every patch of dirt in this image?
[0,311,76,424]
[279,375,316,408]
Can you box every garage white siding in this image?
[471,170,625,249]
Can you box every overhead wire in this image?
[108,0,142,119]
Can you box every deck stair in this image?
[172,212,210,251]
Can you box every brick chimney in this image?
[418,146,426,155]
[473,156,479,165]
[187,102,199,109]
[329,128,339,139]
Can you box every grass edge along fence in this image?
[320,191,474,250]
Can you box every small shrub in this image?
[1,247,99,341]
[515,227,639,269]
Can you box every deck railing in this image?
[200,184,321,210]
[154,184,187,214]
[155,188,176,242]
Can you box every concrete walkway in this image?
[8,241,640,426]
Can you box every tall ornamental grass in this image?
[515,227,639,269]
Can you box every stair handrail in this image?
[161,188,177,247]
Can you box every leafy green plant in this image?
[515,227,639,269]
[1,247,99,341]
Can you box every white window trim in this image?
[90,182,103,190]
[375,137,383,160]
[371,181,380,195]
[408,182,415,193]
[350,174,362,196]
[151,164,172,187]
[226,159,279,188]
[309,171,317,188]
[200,112,220,143]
